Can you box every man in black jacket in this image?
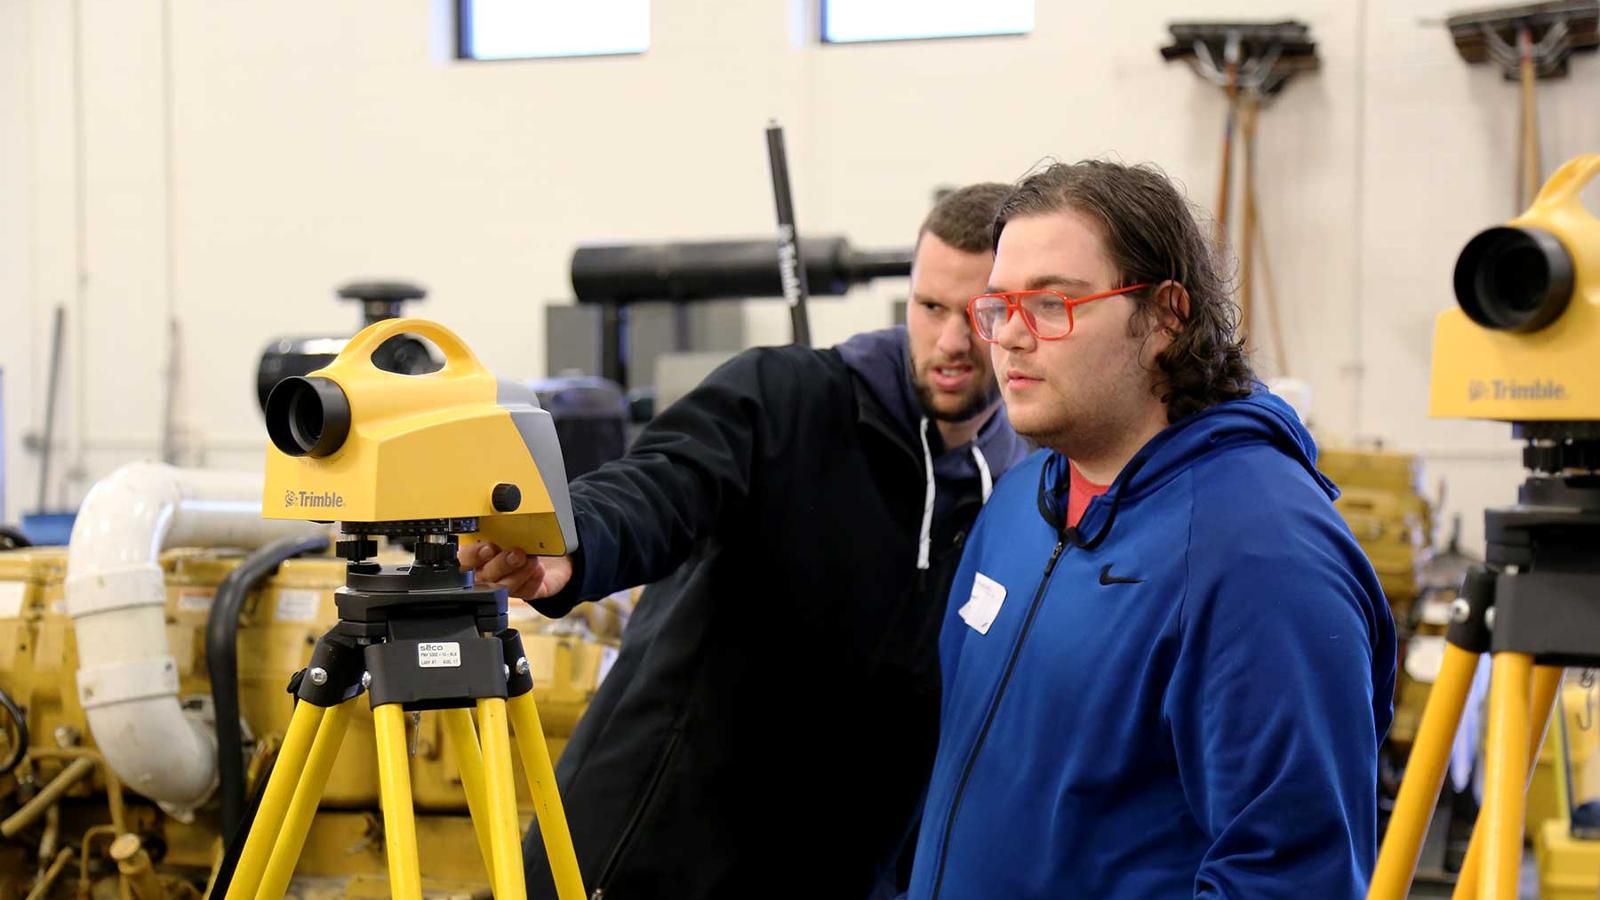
[462,184,1027,899]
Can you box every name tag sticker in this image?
[959,572,1007,635]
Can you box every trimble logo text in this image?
[284,490,344,509]
[1467,379,1568,402]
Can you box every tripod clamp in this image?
[1443,471,1600,668]
[289,623,537,710]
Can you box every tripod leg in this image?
[478,698,528,900]
[1370,643,1482,899]
[257,702,352,900]
[440,707,497,884]
[374,704,423,900]
[1481,652,1535,900]
[508,692,586,900]
[1452,664,1561,900]
[225,701,324,899]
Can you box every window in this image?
[821,0,1033,44]
[457,0,650,61]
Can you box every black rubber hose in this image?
[0,686,27,775]
[208,723,281,899]
[0,525,31,550]
[206,533,329,843]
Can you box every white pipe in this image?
[65,462,323,811]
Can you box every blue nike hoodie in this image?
[908,390,1397,899]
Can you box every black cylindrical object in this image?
[337,280,427,326]
[206,533,330,845]
[256,334,438,414]
[530,375,630,480]
[264,376,351,458]
[1454,225,1574,333]
[570,237,912,304]
[254,279,435,414]
[0,686,27,776]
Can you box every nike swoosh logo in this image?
[1098,564,1143,586]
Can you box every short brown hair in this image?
[992,159,1254,422]
[919,182,1012,254]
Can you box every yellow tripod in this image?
[1371,645,1560,900]
[1370,473,1600,900]
[214,535,587,900]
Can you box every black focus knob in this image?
[492,483,522,512]
[414,538,458,566]
[336,536,378,563]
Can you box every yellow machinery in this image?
[1531,679,1600,900]
[1370,155,1600,899]
[1316,444,1450,855]
[1318,447,1432,626]
[0,544,616,897]
[1317,447,1433,743]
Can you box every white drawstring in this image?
[972,445,992,503]
[917,417,936,571]
[918,420,996,570]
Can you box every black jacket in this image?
[524,332,1024,899]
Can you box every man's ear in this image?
[1155,280,1190,335]
[1135,280,1189,372]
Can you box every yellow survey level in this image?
[262,317,577,555]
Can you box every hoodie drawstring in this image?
[917,418,997,571]
[972,445,993,503]
[917,417,935,571]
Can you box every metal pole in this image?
[36,306,66,511]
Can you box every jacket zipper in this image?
[928,534,1067,900]
[589,727,683,899]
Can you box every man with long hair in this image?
[909,160,1396,898]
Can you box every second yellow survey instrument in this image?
[1371,155,1600,899]
[223,318,585,900]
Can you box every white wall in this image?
[0,0,30,520]
[3,0,1595,553]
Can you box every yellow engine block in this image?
[0,546,619,896]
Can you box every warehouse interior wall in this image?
[5,0,1599,552]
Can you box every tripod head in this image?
[261,318,578,557]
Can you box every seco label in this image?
[417,642,462,668]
